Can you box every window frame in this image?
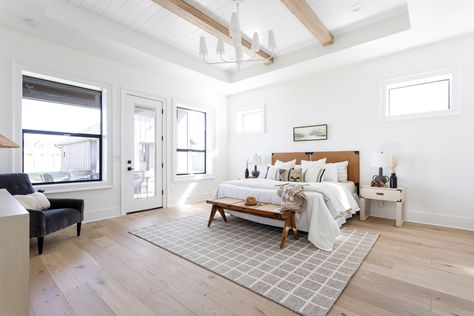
[175,106,207,176]
[173,100,215,181]
[381,67,461,121]
[21,75,104,185]
[235,104,266,135]
[12,64,113,194]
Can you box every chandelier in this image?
[198,0,276,71]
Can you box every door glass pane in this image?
[134,106,156,199]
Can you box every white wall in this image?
[0,27,228,221]
[228,33,474,230]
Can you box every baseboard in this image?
[167,192,214,208]
[83,207,121,223]
[405,209,474,231]
[369,208,474,231]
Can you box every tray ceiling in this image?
[63,0,407,71]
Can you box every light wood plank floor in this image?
[29,203,474,316]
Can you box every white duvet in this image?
[213,179,360,251]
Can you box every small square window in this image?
[236,105,265,134]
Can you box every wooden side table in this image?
[360,185,405,227]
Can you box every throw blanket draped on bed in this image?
[213,179,360,251]
[277,184,307,212]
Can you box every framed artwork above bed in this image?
[293,124,327,142]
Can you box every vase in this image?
[251,165,260,178]
[390,173,398,188]
[245,168,249,179]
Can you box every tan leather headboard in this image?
[272,151,360,185]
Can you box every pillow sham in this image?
[301,158,326,169]
[275,159,296,169]
[265,166,279,180]
[288,168,304,182]
[323,164,339,182]
[277,168,290,181]
[14,192,50,210]
[303,167,326,182]
[325,161,349,182]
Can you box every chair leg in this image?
[77,222,82,237]
[37,237,44,255]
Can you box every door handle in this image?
[127,167,133,171]
[376,192,384,196]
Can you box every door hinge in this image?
[162,189,164,195]
[161,109,164,114]
[161,163,164,168]
[161,136,164,141]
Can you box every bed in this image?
[213,151,361,251]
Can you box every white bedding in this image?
[213,179,360,251]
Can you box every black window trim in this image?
[21,75,104,185]
[176,106,207,176]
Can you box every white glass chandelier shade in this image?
[268,30,276,51]
[198,0,275,70]
[216,38,225,55]
[199,36,208,57]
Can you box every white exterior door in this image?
[123,94,163,213]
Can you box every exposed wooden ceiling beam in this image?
[280,0,334,46]
[151,0,273,64]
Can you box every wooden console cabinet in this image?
[0,189,29,316]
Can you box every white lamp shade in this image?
[268,30,276,51]
[0,134,19,148]
[372,151,386,168]
[216,38,225,55]
[229,12,240,38]
[251,32,260,53]
[199,36,208,57]
[251,154,263,165]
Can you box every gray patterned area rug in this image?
[130,214,378,316]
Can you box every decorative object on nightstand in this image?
[371,151,389,187]
[389,155,399,188]
[251,154,262,178]
[360,185,405,227]
[245,159,250,178]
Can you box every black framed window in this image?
[176,106,206,175]
[22,75,103,185]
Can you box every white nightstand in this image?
[359,185,405,227]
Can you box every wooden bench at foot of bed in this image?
[206,198,298,249]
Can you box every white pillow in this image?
[14,192,50,210]
[301,158,326,169]
[274,159,296,169]
[304,167,326,182]
[265,166,279,180]
[323,164,338,182]
[325,161,349,182]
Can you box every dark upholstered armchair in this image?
[0,173,84,255]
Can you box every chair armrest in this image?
[48,198,84,218]
[26,209,46,238]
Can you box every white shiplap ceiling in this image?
[63,0,407,71]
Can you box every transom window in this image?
[236,105,265,134]
[22,75,103,184]
[176,106,206,175]
[382,68,460,120]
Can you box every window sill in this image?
[382,109,460,122]
[174,174,215,182]
[33,181,113,194]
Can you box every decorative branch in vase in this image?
[390,155,399,188]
